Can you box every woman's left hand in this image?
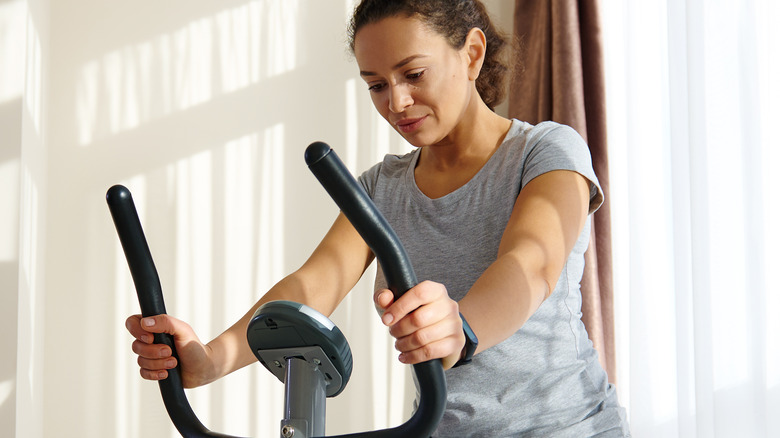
[374,280,465,369]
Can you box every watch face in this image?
[457,313,478,367]
[464,324,477,343]
[460,313,478,343]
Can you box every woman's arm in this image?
[127,212,374,387]
[377,169,591,368]
[457,169,591,355]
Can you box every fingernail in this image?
[382,313,393,325]
[398,353,407,363]
[165,359,176,368]
[140,335,151,343]
[158,371,167,379]
[143,318,155,327]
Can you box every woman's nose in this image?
[388,85,413,113]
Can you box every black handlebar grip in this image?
[305,143,447,438]
[304,142,417,301]
[106,185,243,438]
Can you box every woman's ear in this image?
[464,27,487,81]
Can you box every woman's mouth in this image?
[396,116,427,133]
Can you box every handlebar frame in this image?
[106,142,446,438]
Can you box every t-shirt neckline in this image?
[405,119,521,203]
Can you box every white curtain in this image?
[601,0,780,437]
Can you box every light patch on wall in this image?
[17,160,42,437]
[24,11,42,132]
[173,149,214,330]
[216,127,287,435]
[265,0,298,77]
[216,2,257,93]
[345,78,358,173]
[0,0,25,104]
[223,134,259,316]
[76,60,99,146]
[173,17,214,110]
[370,112,390,164]
[257,122,285,290]
[169,149,216,425]
[75,0,301,147]
[220,135,258,433]
[20,165,39,305]
[0,380,13,410]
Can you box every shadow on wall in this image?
[0,91,21,435]
[0,217,19,435]
[42,1,413,437]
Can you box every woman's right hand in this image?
[125,314,217,388]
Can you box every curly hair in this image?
[347,0,511,111]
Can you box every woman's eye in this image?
[368,83,385,93]
[407,71,424,81]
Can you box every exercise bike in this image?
[106,142,447,438]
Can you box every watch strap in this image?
[453,313,478,368]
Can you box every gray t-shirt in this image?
[358,120,629,437]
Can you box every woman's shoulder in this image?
[358,149,418,198]
[507,119,585,145]
[363,149,417,179]
[507,119,603,213]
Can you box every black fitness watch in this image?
[453,313,478,368]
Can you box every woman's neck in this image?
[414,105,512,199]
[419,105,512,171]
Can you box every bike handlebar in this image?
[304,142,446,438]
[106,142,446,437]
[106,185,243,438]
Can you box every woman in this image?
[126,0,629,436]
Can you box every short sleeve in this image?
[358,161,383,199]
[520,122,604,214]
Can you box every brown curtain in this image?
[508,0,616,384]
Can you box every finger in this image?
[132,339,172,360]
[139,314,188,336]
[393,314,462,353]
[388,299,451,338]
[137,355,178,373]
[140,367,170,381]
[374,289,394,316]
[397,335,464,366]
[389,292,459,339]
[383,281,445,326]
[125,315,154,343]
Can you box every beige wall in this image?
[3,0,49,437]
[4,1,514,437]
[0,0,24,435]
[483,0,515,117]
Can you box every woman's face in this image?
[354,16,477,148]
